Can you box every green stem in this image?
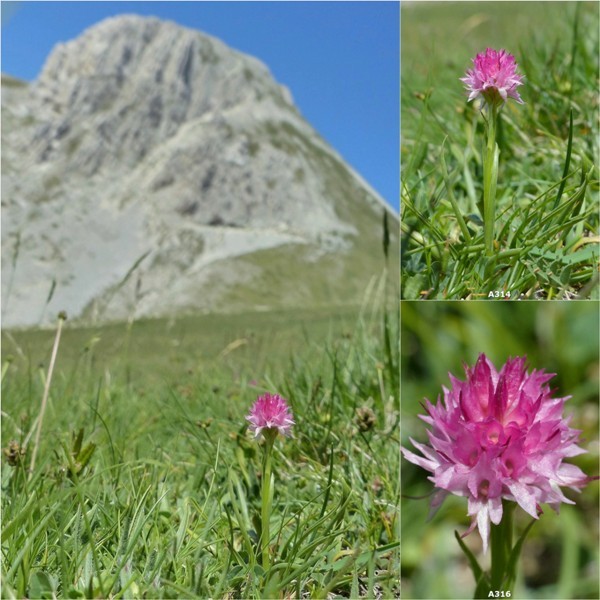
[490,501,513,591]
[483,104,499,256]
[261,434,275,571]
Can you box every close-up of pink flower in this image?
[402,353,589,553]
[460,47,524,106]
[246,393,295,439]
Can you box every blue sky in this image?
[1,1,399,211]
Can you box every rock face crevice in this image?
[2,14,397,328]
[29,15,295,175]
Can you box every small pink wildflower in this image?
[461,48,524,106]
[246,393,294,439]
[402,354,589,553]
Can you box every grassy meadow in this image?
[1,296,399,598]
[401,1,599,299]
[401,301,599,599]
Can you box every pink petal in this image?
[507,481,539,519]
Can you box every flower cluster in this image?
[402,354,588,552]
[461,48,524,106]
[246,393,294,439]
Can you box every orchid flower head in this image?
[402,353,589,553]
[460,47,525,107]
[246,393,294,439]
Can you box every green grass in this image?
[1,300,399,599]
[401,301,599,599]
[3,305,379,386]
[401,1,599,299]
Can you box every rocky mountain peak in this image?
[29,14,294,174]
[2,15,397,328]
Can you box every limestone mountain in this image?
[2,15,397,328]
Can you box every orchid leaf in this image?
[454,530,485,585]
[473,572,492,600]
[504,518,536,589]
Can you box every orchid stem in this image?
[483,104,499,256]
[490,500,513,591]
[261,433,275,571]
